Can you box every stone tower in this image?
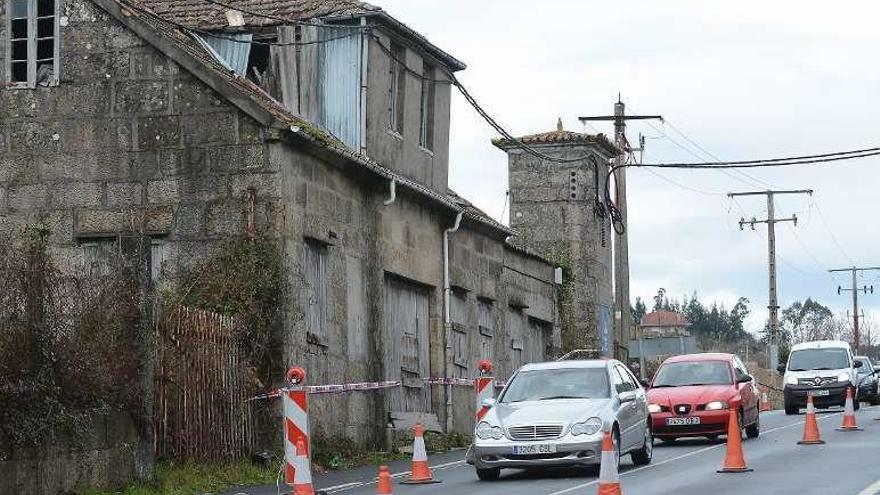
[494,120,619,355]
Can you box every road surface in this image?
[233,406,880,495]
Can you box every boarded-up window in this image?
[384,277,431,412]
[150,240,166,282]
[508,308,524,369]
[388,42,406,134]
[451,291,469,378]
[81,238,119,278]
[478,299,493,362]
[304,239,328,344]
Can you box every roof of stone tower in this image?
[491,118,619,156]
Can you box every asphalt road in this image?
[303,406,880,495]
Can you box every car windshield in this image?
[788,348,849,371]
[500,367,610,403]
[652,361,731,387]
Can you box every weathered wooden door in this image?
[384,277,431,412]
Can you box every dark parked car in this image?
[855,356,880,405]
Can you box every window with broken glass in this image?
[6,0,59,88]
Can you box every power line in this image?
[641,167,725,197]
[809,195,855,266]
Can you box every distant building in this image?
[640,310,691,338]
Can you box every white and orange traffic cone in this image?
[377,465,393,494]
[797,392,825,445]
[717,403,752,473]
[292,439,316,495]
[760,388,772,412]
[402,423,441,484]
[837,387,862,431]
[596,428,622,495]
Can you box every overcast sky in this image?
[379,0,880,336]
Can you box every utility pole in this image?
[729,189,813,370]
[829,266,880,353]
[579,98,662,362]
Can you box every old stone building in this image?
[0,0,560,451]
[495,121,617,355]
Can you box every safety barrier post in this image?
[282,366,311,491]
[475,360,495,423]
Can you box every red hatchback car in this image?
[646,353,760,442]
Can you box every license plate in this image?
[666,417,701,426]
[811,389,830,397]
[512,443,557,455]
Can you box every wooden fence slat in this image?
[154,306,253,461]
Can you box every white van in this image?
[778,340,862,415]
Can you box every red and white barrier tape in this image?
[248,378,506,402]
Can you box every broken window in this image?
[6,0,58,88]
[388,42,406,134]
[419,62,435,150]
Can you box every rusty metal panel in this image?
[317,27,362,149]
[384,277,431,412]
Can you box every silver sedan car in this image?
[466,358,652,480]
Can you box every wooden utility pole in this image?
[579,98,661,361]
[729,189,813,369]
[829,266,879,353]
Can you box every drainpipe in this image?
[359,17,369,153]
[383,179,397,206]
[443,211,464,433]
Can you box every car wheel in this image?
[870,395,880,406]
[630,424,653,466]
[745,409,760,439]
[784,398,799,415]
[476,467,501,481]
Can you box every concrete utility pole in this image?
[829,266,880,353]
[729,189,813,370]
[579,98,662,362]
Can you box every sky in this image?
[378,0,880,336]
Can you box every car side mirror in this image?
[481,397,497,408]
[639,378,649,388]
[619,391,636,403]
[777,364,786,374]
[855,360,864,368]
[737,374,753,384]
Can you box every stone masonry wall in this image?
[0,413,137,495]
[507,145,614,352]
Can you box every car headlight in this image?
[571,417,603,436]
[838,372,851,383]
[475,421,503,440]
[704,401,728,411]
[648,403,662,414]
[785,375,798,385]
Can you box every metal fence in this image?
[154,306,254,461]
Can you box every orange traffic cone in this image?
[402,423,441,484]
[596,428,622,495]
[377,465,393,494]
[760,388,772,412]
[837,387,862,431]
[717,404,752,473]
[797,392,825,445]
[292,439,316,495]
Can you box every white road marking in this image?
[322,458,467,493]
[542,411,843,495]
[856,479,880,495]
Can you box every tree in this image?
[631,297,647,325]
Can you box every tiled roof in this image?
[134,0,381,30]
[640,310,690,328]
[492,119,619,155]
